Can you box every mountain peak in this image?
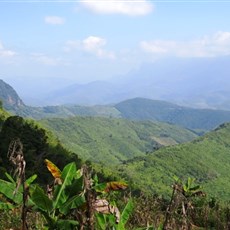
[0,79,25,110]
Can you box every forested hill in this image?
[40,116,198,167]
[115,97,230,131]
[0,101,10,127]
[1,95,230,204]
[120,122,230,200]
[0,107,81,184]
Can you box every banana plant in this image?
[30,161,85,229]
[117,199,134,230]
[93,174,133,230]
[164,176,205,229]
[0,160,132,229]
[95,198,134,230]
[0,172,37,209]
[182,177,204,197]
[173,176,204,198]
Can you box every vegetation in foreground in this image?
[1,144,230,229]
[1,102,230,228]
[0,139,133,229]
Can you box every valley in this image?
[40,116,197,166]
[1,79,230,228]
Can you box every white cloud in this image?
[212,31,230,44]
[141,40,175,54]
[0,41,16,57]
[83,36,106,51]
[44,16,65,25]
[63,40,80,52]
[80,0,153,16]
[140,31,230,57]
[64,36,115,59]
[31,53,63,66]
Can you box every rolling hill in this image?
[120,122,230,200]
[40,116,198,166]
[115,98,230,131]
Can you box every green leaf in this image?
[53,162,77,209]
[55,219,79,230]
[95,213,107,230]
[187,177,195,189]
[59,194,85,215]
[61,162,77,182]
[0,179,22,204]
[65,176,84,198]
[93,182,107,193]
[31,185,53,212]
[118,199,134,229]
[4,172,16,184]
[190,185,202,192]
[93,174,99,185]
[26,174,37,186]
[39,209,56,228]
[173,175,180,183]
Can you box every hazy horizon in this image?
[1,1,230,107]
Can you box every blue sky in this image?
[0,0,230,85]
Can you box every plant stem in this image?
[83,165,95,230]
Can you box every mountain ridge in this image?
[120,122,230,200]
[1,79,230,131]
[115,97,230,131]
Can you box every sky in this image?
[0,0,230,87]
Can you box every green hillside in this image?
[15,104,121,119]
[2,102,230,228]
[0,100,10,127]
[40,116,197,166]
[115,97,230,131]
[120,122,230,200]
[0,112,81,184]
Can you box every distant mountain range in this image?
[3,56,230,110]
[1,79,230,131]
[6,56,228,110]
